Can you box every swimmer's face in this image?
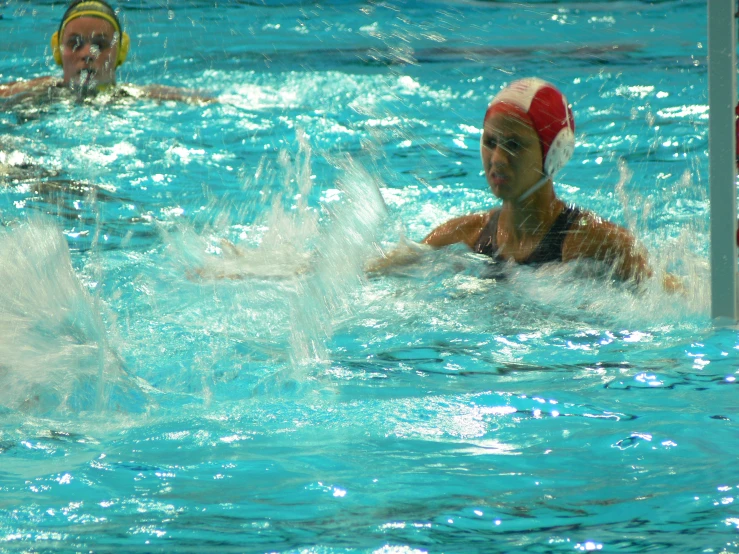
[60,17,119,89]
[481,112,544,201]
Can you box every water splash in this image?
[288,149,388,368]
[168,132,388,384]
[0,217,144,415]
[615,159,710,314]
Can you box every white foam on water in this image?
[288,149,388,369]
[0,217,144,415]
[167,132,388,387]
[614,160,710,315]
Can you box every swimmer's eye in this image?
[91,37,112,51]
[501,139,522,154]
[66,36,85,52]
[483,136,522,156]
[64,36,112,53]
[483,136,498,150]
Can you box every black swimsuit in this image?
[473,205,583,264]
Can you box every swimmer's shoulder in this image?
[561,207,652,281]
[423,209,496,249]
[562,208,635,260]
[0,76,60,98]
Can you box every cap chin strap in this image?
[516,174,550,202]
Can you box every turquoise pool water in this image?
[1,0,737,552]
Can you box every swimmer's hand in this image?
[661,272,685,294]
[188,239,248,280]
[190,239,311,280]
[366,239,431,274]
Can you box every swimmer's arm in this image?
[365,238,432,273]
[422,212,489,249]
[0,76,57,98]
[138,84,217,104]
[367,212,488,274]
[564,213,683,291]
[563,213,651,282]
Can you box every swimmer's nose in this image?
[78,43,100,62]
[490,145,511,167]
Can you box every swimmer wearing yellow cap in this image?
[0,0,124,99]
[52,0,129,92]
[0,0,213,104]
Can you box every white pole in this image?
[708,0,738,322]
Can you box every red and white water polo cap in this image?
[484,78,575,178]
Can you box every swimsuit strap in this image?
[525,205,582,264]
[473,205,582,264]
[473,209,502,257]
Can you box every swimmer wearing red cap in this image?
[0,0,213,104]
[381,78,677,287]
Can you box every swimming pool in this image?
[1,0,737,551]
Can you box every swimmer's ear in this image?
[51,32,63,66]
[116,32,130,67]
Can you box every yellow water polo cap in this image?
[51,0,129,67]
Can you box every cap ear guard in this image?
[484,79,575,180]
[543,126,575,178]
[117,31,129,66]
[50,30,129,67]
[51,31,63,66]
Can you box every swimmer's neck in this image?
[500,185,563,234]
[60,79,117,97]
